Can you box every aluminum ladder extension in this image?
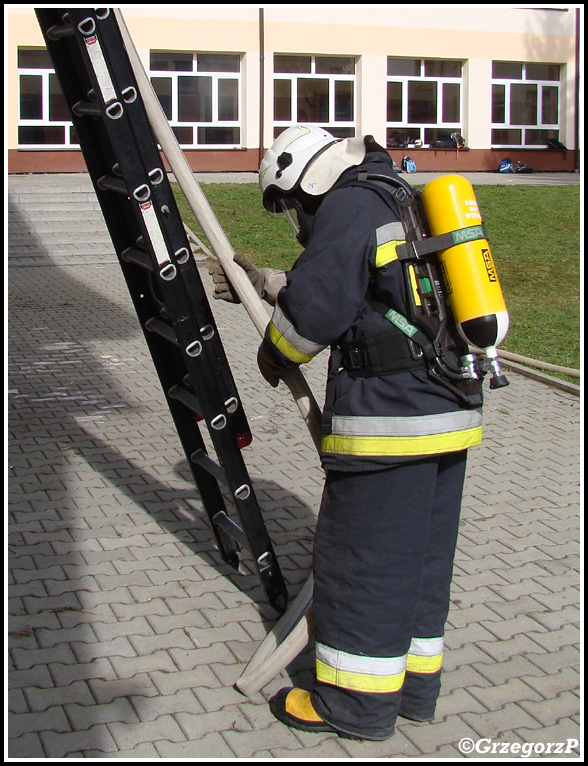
[35,7,288,614]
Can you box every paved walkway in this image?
[7,174,581,759]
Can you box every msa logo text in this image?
[482,249,497,282]
[453,225,484,244]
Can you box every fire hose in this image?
[115,9,317,696]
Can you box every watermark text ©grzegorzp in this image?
[458,738,579,757]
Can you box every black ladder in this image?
[35,7,288,614]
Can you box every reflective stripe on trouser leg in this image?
[315,642,407,694]
[311,642,408,740]
[400,451,467,720]
[311,459,449,740]
[399,637,444,720]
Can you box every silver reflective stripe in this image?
[139,200,170,266]
[409,637,444,657]
[376,221,405,245]
[270,303,326,358]
[84,34,117,104]
[316,642,407,676]
[330,410,483,438]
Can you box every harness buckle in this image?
[408,339,424,360]
[344,347,368,371]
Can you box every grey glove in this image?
[209,253,286,306]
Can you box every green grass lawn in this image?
[173,182,580,376]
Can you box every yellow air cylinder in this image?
[421,175,509,357]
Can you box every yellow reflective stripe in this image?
[408,264,421,306]
[375,239,405,268]
[316,659,405,694]
[407,637,444,673]
[316,642,407,694]
[268,321,315,364]
[322,426,483,457]
[406,653,443,674]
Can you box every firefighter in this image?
[210,125,483,741]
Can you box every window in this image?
[491,61,561,147]
[150,51,241,147]
[386,58,462,146]
[17,48,78,148]
[273,54,356,139]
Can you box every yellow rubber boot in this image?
[269,687,335,733]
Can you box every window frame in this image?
[149,51,243,149]
[386,57,463,147]
[272,54,357,139]
[491,61,561,148]
[17,48,78,149]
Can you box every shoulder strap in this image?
[334,171,490,259]
[330,169,413,208]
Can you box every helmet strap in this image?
[279,199,301,238]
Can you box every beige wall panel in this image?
[356,54,388,142]
[462,59,493,150]
[121,6,259,23]
[123,17,259,53]
[263,21,574,65]
[262,5,576,38]
[242,51,261,151]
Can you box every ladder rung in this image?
[97,175,128,196]
[145,318,204,361]
[121,246,153,271]
[169,384,202,417]
[74,100,124,121]
[145,317,178,346]
[47,22,75,40]
[72,101,103,118]
[191,448,225,484]
[212,511,248,550]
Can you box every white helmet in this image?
[259,125,366,212]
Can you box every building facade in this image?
[6,5,581,174]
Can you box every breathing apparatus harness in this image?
[332,170,495,407]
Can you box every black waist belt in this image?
[340,333,428,377]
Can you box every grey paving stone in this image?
[40,724,119,758]
[108,715,187,751]
[7,732,46,759]
[155,731,236,759]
